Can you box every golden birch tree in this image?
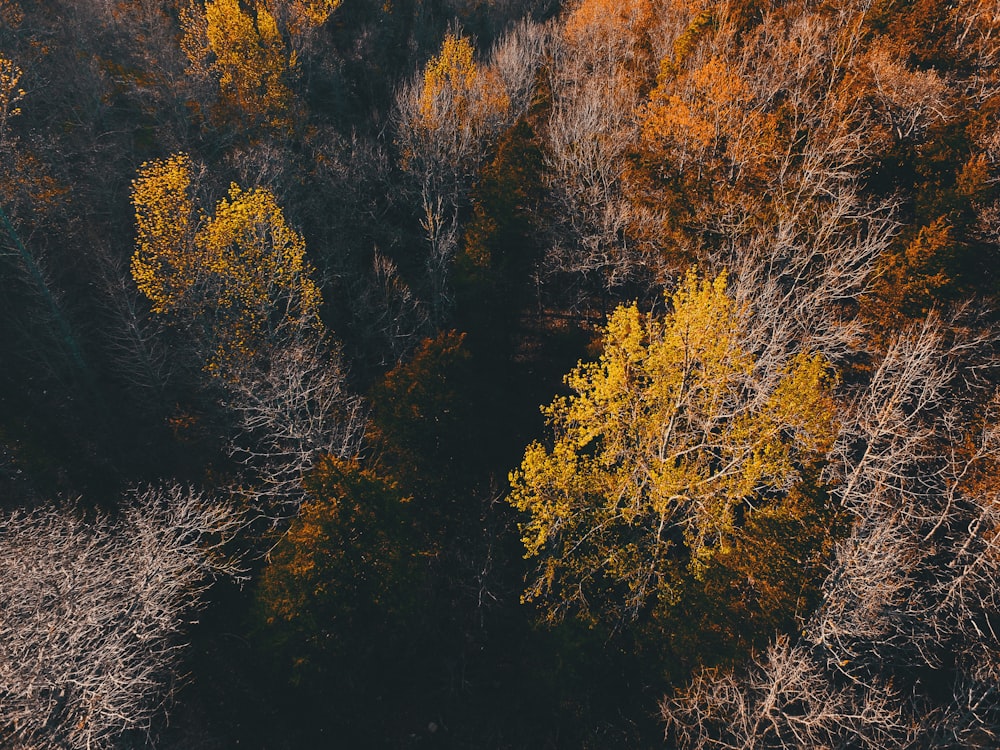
[509,270,838,635]
[180,0,313,133]
[130,153,322,376]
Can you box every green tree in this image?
[458,117,545,317]
[0,53,88,390]
[509,270,839,654]
[252,456,428,742]
[368,330,476,500]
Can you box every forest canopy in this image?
[1,0,1000,747]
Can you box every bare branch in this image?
[0,486,243,750]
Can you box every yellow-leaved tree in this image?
[415,32,509,139]
[131,153,322,376]
[181,0,318,133]
[396,31,513,320]
[0,55,24,147]
[509,270,840,654]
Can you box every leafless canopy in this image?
[0,486,243,750]
[663,313,1000,749]
[223,335,366,517]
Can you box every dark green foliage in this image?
[368,330,478,497]
[249,457,434,742]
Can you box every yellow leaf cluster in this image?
[130,154,323,375]
[196,183,322,369]
[0,56,25,136]
[182,0,299,133]
[418,33,509,134]
[509,270,838,624]
[420,34,477,121]
[130,154,196,315]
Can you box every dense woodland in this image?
[2,0,1000,747]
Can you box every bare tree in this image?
[347,249,431,365]
[489,19,550,116]
[537,5,651,299]
[664,636,910,750]
[92,239,181,411]
[541,71,643,294]
[719,184,897,371]
[223,335,366,516]
[0,485,243,750]
[395,25,544,322]
[663,313,1000,748]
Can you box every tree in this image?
[131,154,360,515]
[538,0,652,298]
[180,0,312,133]
[0,486,243,750]
[402,30,513,175]
[130,153,323,377]
[640,54,778,179]
[622,0,905,294]
[224,337,365,513]
[129,153,198,315]
[368,330,475,499]
[509,270,838,642]
[395,29,522,321]
[662,313,1000,748]
[0,53,90,390]
[419,33,498,132]
[663,635,907,749]
[271,0,341,43]
[0,54,23,148]
[541,71,643,295]
[252,456,426,741]
[255,456,416,673]
[560,0,655,78]
[458,115,546,339]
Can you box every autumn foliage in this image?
[255,456,416,678]
[180,0,335,132]
[4,0,1000,746]
[510,271,838,648]
[131,153,322,375]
